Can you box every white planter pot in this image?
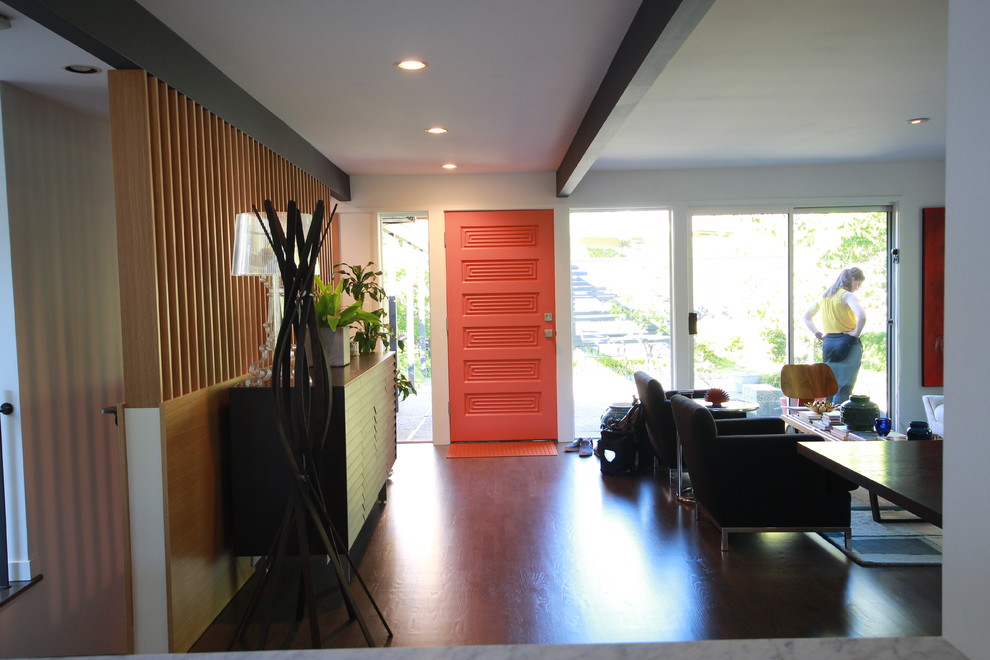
[319,326,351,367]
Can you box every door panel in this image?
[446,210,557,441]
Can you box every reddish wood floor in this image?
[191,443,940,651]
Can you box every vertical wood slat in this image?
[198,105,213,385]
[196,106,208,384]
[178,95,200,392]
[206,113,226,381]
[190,101,209,388]
[109,70,163,408]
[213,117,228,378]
[167,88,189,396]
[147,79,172,402]
[228,127,244,371]
[158,83,180,400]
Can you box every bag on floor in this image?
[597,428,638,475]
[598,400,643,475]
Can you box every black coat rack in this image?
[230,200,391,649]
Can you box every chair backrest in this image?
[670,394,719,504]
[634,371,678,467]
[780,363,838,404]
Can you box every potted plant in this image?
[313,274,382,366]
[336,262,392,354]
[335,262,417,400]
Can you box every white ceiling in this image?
[0,0,947,180]
[0,2,113,118]
[598,0,947,171]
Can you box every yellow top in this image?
[819,291,856,333]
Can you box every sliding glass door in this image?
[570,210,671,438]
[690,208,891,416]
[690,213,789,398]
[792,209,890,409]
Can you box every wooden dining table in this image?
[796,440,943,527]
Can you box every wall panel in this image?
[108,70,341,651]
[111,70,340,406]
[0,82,128,657]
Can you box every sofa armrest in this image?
[715,416,786,435]
[713,432,819,455]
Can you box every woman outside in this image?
[802,267,867,404]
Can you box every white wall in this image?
[0,80,30,586]
[943,1,990,657]
[0,84,127,657]
[349,162,944,444]
[337,211,378,273]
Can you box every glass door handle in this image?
[688,312,698,335]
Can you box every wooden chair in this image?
[780,363,838,406]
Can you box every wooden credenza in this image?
[229,352,397,555]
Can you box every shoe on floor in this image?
[578,438,594,457]
[564,439,583,452]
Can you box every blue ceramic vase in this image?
[601,403,633,430]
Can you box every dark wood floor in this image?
[191,443,941,651]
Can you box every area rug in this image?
[446,441,558,458]
[819,506,942,566]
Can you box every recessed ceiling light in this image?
[64,64,102,75]
[425,127,448,135]
[907,117,930,125]
[396,60,428,71]
[441,163,458,170]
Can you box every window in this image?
[690,207,892,415]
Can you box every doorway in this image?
[690,208,892,416]
[380,212,432,443]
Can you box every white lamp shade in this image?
[231,211,316,276]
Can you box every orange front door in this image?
[446,210,558,442]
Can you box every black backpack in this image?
[597,399,645,475]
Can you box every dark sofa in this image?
[670,394,855,551]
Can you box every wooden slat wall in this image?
[108,70,341,651]
[111,70,339,406]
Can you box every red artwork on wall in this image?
[922,207,944,387]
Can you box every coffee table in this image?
[796,440,942,527]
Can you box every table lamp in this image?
[231,210,314,386]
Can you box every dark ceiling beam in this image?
[4,0,351,201]
[555,0,714,198]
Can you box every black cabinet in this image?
[229,352,397,556]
